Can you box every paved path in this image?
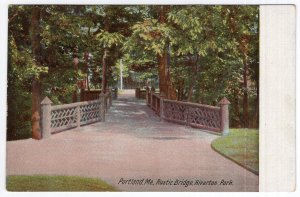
[6,90,258,191]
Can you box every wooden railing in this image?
[135,88,147,99]
[145,88,230,135]
[80,90,101,101]
[40,92,111,139]
[150,93,161,115]
[81,88,117,101]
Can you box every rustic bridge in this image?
[7,89,258,191]
[39,87,230,139]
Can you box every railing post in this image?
[135,88,140,98]
[104,93,108,112]
[41,97,53,139]
[159,95,165,119]
[218,97,231,135]
[146,86,150,105]
[186,106,190,126]
[109,90,112,107]
[150,86,155,109]
[76,105,81,128]
[100,93,106,122]
[106,93,109,111]
[150,93,153,109]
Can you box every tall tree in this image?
[30,6,43,139]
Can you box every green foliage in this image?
[96,30,124,48]
[7,36,35,140]
[123,5,259,127]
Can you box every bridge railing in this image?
[135,88,147,99]
[81,88,117,101]
[40,92,111,139]
[145,87,230,135]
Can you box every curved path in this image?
[6,90,258,191]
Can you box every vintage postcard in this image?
[2,0,297,194]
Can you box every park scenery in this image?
[7,5,259,192]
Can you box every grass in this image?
[211,129,259,175]
[6,175,117,192]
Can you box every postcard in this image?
[2,1,297,193]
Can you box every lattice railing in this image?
[163,99,222,132]
[80,101,102,125]
[51,106,77,133]
[41,92,111,138]
[146,89,230,135]
[49,99,103,133]
[163,100,188,124]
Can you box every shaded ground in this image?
[6,89,258,192]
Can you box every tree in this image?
[30,6,44,139]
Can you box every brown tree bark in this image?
[241,36,250,128]
[253,80,259,128]
[177,79,184,101]
[187,55,199,102]
[233,89,241,128]
[30,6,42,139]
[243,58,249,128]
[101,13,110,94]
[84,51,90,91]
[157,5,177,100]
[102,49,107,94]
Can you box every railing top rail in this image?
[163,98,220,110]
[51,98,101,111]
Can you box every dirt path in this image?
[6,90,258,191]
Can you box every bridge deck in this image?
[6,90,258,191]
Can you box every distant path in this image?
[7,89,258,191]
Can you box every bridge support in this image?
[218,97,231,136]
[41,97,53,139]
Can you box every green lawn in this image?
[7,175,117,191]
[211,129,259,175]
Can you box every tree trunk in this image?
[187,55,199,102]
[253,80,259,128]
[101,13,109,94]
[84,51,90,91]
[30,6,42,139]
[177,79,184,101]
[243,54,249,128]
[187,86,194,102]
[31,79,42,139]
[233,89,241,128]
[102,49,107,94]
[157,5,177,99]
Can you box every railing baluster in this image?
[76,105,81,128]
